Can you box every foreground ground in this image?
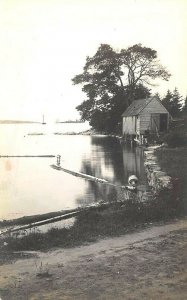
[0,218,187,300]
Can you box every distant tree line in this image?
[161,88,185,118]
[72,43,186,133]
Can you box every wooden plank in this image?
[50,165,137,192]
[0,203,112,235]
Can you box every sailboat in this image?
[42,115,46,125]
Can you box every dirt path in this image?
[0,218,187,300]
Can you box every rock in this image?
[144,147,173,193]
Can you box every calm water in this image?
[0,123,146,220]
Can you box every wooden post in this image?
[56,155,61,166]
[141,135,144,145]
[130,135,133,146]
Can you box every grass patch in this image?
[1,198,182,252]
[161,117,187,147]
[0,251,37,265]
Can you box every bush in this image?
[163,131,186,147]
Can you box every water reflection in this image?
[0,124,147,220]
[91,136,125,183]
[122,144,146,185]
[76,136,146,207]
[89,136,145,184]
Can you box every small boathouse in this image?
[122,96,170,144]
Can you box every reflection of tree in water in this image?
[89,136,145,184]
[76,136,146,207]
[90,136,125,183]
[76,160,118,207]
[122,144,146,185]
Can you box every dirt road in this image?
[0,219,187,300]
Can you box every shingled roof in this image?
[122,97,154,117]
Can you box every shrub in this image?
[163,131,186,147]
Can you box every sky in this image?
[0,0,186,121]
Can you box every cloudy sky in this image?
[0,0,186,121]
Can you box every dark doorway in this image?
[160,114,168,131]
[151,114,160,133]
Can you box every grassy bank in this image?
[1,195,181,253]
[155,146,187,214]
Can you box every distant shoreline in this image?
[0,120,85,124]
[0,120,40,124]
[56,121,85,124]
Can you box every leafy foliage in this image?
[163,131,186,147]
[119,44,170,100]
[72,43,171,133]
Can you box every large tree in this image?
[72,43,170,132]
[118,44,170,101]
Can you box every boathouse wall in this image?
[122,96,170,137]
[122,116,137,135]
[139,97,169,133]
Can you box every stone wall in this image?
[144,146,173,193]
